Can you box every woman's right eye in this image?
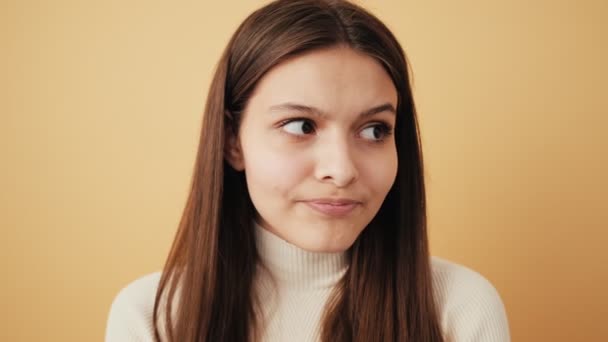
[280,119,316,136]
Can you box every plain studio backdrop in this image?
[1,0,607,341]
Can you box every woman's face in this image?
[226,45,398,253]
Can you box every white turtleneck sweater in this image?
[105,224,510,341]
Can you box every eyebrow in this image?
[267,102,396,119]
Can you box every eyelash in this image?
[277,117,394,143]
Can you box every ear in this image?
[224,111,245,171]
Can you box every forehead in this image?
[246,46,398,117]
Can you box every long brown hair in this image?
[153,0,444,341]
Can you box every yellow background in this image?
[2,0,607,341]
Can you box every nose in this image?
[314,136,359,188]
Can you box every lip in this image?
[302,198,362,217]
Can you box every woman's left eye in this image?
[360,123,392,141]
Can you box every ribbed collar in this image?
[254,221,348,290]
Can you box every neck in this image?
[254,221,348,290]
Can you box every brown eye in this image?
[360,123,392,141]
[282,119,315,135]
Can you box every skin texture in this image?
[226,45,398,253]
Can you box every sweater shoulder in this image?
[430,256,511,341]
[105,271,162,342]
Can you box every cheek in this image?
[361,148,398,197]
[242,140,310,203]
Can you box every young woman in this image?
[106,0,510,341]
